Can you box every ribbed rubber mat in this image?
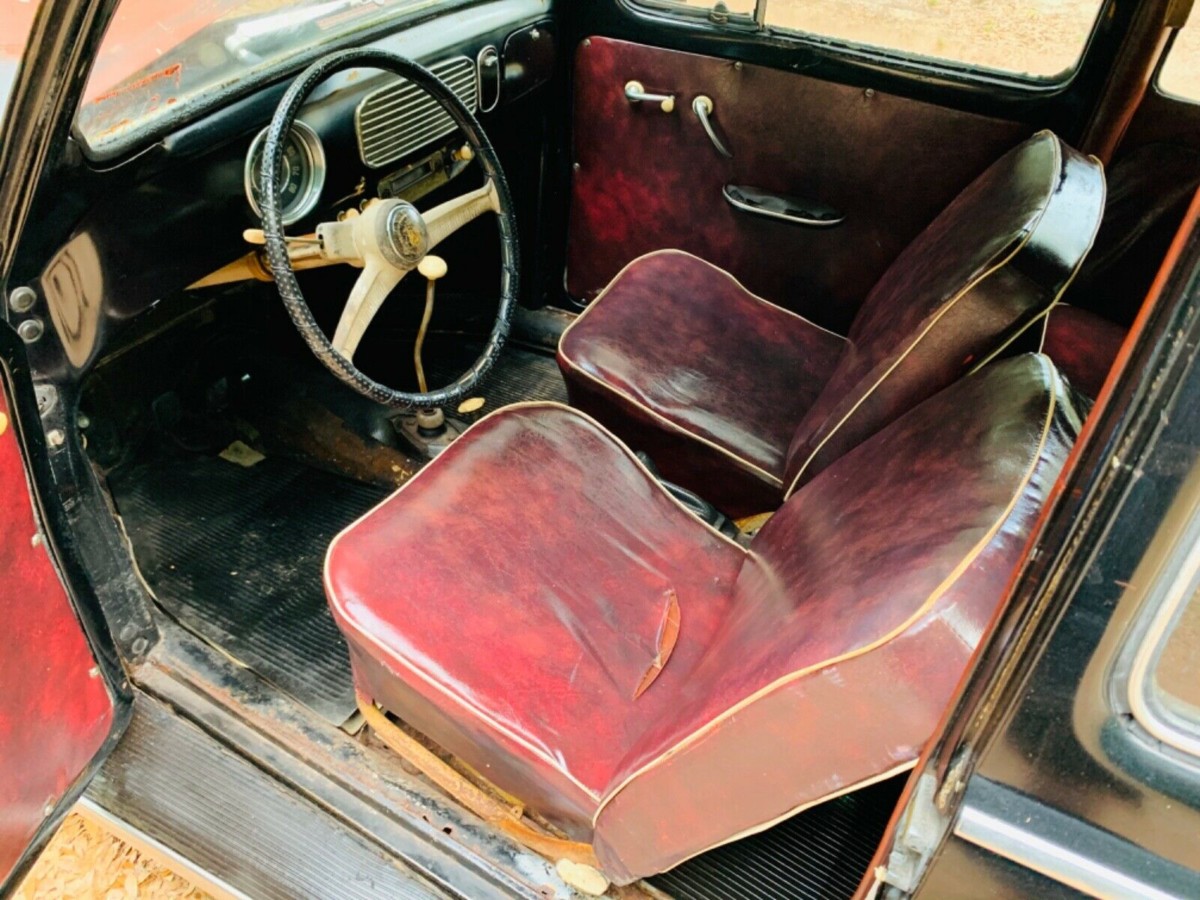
[425,345,568,422]
[89,696,443,899]
[649,776,905,900]
[110,455,388,725]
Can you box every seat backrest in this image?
[699,354,1078,715]
[598,355,1082,880]
[781,130,1104,497]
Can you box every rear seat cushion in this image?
[1042,304,1126,398]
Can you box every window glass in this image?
[659,0,1104,79]
[643,0,757,20]
[1148,584,1200,729]
[1159,23,1200,102]
[0,0,41,121]
[1125,556,1200,761]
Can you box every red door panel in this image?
[0,372,117,890]
[568,37,1029,332]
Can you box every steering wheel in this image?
[260,49,519,409]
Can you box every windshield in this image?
[75,0,451,155]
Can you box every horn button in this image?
[378,201,429,268]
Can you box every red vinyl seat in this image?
[1042,304,1128,399]
[326,353,1080,884]
[558,130,1103,516]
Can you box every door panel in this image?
[0,368,118,892]
[567,37,1029,332]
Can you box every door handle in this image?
[624,80,676,113]
[723,184,845,227]
[692,95,732,159]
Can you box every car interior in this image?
[14,0,1200,895]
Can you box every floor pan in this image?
[105,345,568,726]
[110,454,388,725]
[648,776,904,900]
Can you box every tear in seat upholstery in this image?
[326,353,1081,883]
[558,131,1103,515]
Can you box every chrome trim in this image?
[692,95,732,158]
[722,184,845,227]
[243,120,326,226]
[955,804,1181,900]
[355,56,478,169]
[476,45,500,113]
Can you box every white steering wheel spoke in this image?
[423,179,501,251]
[332,259,408,360]
[318,182,500,362]
[260,49,516,409]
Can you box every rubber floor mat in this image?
[649,776,905,900]
[110,454,389,725]
[424,345,568,423]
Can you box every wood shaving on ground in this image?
[15,813,210,899]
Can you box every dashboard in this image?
[244,52,497,226]
[17,0,556,373]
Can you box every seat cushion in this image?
[1042,304,1126,399]
[326,403,747,837]
[558,250,845,516]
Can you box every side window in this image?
[1129,574,1200,758]
[640,0,1106,80]
[1159,23,1200,102]
[0,1,41,120]
[641,1,757,24]
[1153,589,1200,727]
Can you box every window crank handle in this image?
[624,80,676,113]
[692,95,733,159]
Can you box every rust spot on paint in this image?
[91,62,183,104]
[95,118,135,139]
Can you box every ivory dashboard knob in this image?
[418,255,448,281]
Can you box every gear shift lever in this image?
[414,255,448,435]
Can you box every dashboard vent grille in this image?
[356,56,479,169]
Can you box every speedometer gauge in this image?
[243,121,326,226]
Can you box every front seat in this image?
[326,353,1080,884]
[558,130,1103,515]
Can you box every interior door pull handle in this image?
[624,80,676,113]
[692,95,732,159]
[724,184,845,227]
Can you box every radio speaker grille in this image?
[355,56,479,169]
